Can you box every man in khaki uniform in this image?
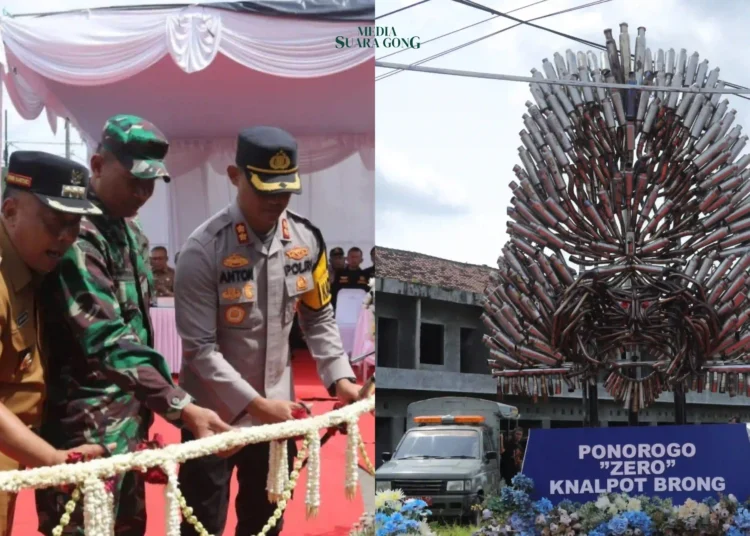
[150,246,175,297]
[0,151,109,535]
[175,126,362,536]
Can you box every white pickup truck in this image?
[375,397,519,524]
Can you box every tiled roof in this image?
[375,247,497,294]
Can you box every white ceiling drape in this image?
[0,5,375,262]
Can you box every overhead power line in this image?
[376,0,611,81]
[452,0,750,101]
[375,61,750,95]
[377,0,552,61]
[376,0,430,20]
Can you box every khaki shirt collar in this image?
[0,220,32,292]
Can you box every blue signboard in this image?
[522,424,750,505]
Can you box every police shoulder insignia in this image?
[281,219,291,240]
[285,247,309,261]
[235,223,249,245]
[221,287,241,301]
[224,305,246,325]
[243,282,254,300]
[223,254,250,268]
[296,275,308,292]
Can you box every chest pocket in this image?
[218,282,257,329]
[284,273,313,324]
[116,278,142,325]
[0,310,37,382]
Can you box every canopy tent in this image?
[0,1,375,261]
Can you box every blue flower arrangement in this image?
[373,490,435,536]
[473,474,750,536]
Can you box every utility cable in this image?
[376,0,430,20]
[377,0,551,61]
[377,0,611,81]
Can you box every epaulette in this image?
[286,210,327,252]
[192,208,233,247]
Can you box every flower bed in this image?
[370,489,436,536]
[474,474,750,536]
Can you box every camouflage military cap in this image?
[101,114,171,182]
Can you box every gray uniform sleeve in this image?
[296,227,355,388]
[174,238,260,421]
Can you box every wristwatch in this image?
[327,377,357,397]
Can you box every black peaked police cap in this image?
[236,126,302,195]
[5,151,101,215]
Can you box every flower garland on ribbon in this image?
[4,397,372,536]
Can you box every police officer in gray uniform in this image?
[174,126,362,536]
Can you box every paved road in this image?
[359,467,375,513]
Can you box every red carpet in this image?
[12,352,374,535]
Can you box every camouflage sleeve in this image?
[52,235,192,423]
[297,226,355,391]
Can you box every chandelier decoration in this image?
[483,24,750,412]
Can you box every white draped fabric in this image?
[0,6,374,260]
[0,6,370,82]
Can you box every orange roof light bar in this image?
[453,416,485,424]
[414,415,486,425]
[414,416,442,424]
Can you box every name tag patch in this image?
[220,269,254,284]
[284,260,312,277]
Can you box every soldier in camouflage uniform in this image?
[36,115,235,536]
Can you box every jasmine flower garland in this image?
[0,398,373,536]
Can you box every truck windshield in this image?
[394,430,479,460]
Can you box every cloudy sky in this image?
[375,0,750,266]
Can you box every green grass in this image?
[430,522,479,536]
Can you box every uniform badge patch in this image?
[243,283,254,299]
[225,305,246,325]
[221,287,241,301]
[70,170,84,186]
[16,311,29,328]
[296,275,308,292]
[223,254,250,268]
[6,173,32,188]
[282,219,290,240]
[285,247,309,261]
[270,150,292,170]
[235,223,249,245]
